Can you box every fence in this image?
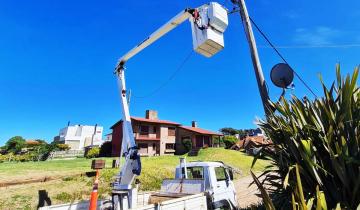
[49,150,84,159]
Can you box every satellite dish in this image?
[270,63,294,88]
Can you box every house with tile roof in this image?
[110,110,222,156]
[176,121,223,154]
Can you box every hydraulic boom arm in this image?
[115,9,195,71]
[113,8,197,192]
[113,2,228,209]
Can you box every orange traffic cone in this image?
[89,169,100,210]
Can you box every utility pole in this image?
[231,0,271,116]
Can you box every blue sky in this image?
[0,0,359,145]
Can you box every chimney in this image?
[145,110,158,120]
[191,121,197,128]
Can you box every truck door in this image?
[212,166,237,209]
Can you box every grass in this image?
[0,148,268,209]
[0,158,102,182]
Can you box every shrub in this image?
[5,136,26,153]
[16,153,34,162]
[223,135,237,149]
[253,65,360,209]
[0,154,5,163]
[99,141,112,157]
[181,138,192,153]
[85,147,100,159]
[56,144,70,151]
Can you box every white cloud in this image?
[293,26,342,45]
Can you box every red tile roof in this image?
[244,136,266,144]
[179,126,223,136]
[110,117,180,129]
[131,117,180,125]
[26,140,41,145]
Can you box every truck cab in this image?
[173,161,238,209]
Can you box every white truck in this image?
[112,159,238,210]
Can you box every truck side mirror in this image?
[227,169,234,180]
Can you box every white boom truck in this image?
[111,2,238,210]
[39,2,238,210]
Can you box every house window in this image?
[138,143,148,154]
[153,126,157,133]
[140,125,149,135]
[165,143,174,150]
[168,127,176,136]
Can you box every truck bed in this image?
[136,192,207,210]
[38,192,207,210]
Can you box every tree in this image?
[219,127,239,136]
[5,136,26,153]
[222,135,238,149]
[99,141,112,157]
[31,143,55,161]
[237,129,247,139]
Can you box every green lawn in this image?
[0,148,269,209]
[0,158,97,182]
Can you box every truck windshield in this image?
[186,167,204,179]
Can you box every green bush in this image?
[253,65,360,209]
[5,136,26,153]
[99,141,112,157]
[0,154,5,163]
[56,144,70,151]
[181,138,192,152]
[85,147,100,159]
[223,135,237,149]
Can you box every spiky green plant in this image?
[253,65,360,209]
[250,164,331,210]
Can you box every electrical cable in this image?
[258,44,360,49]
[248,17,318,98]
[132,50,194,99]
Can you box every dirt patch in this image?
[0,172,89,188]
[234,175,262,208]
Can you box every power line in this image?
[258,44,360,49]
[248,17,318,98]
[132,50,194,99]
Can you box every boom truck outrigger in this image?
[112,2,238,210]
